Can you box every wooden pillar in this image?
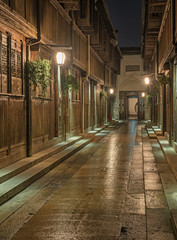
[169,62,173,145]
[26,41,32,157]
[162,84,166,136]
[61,68,66,141]
[7,33,12,93]
[82,78,85,134]
[55,64,59,137]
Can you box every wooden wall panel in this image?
[32,100,44,139]
[105,67,109,87]
[44,100,55,139]
[0,97,8,148]
[91,14,104,51]
[40,0,71,46]
[176,0,177,42]
[158,0,173,71]
[1,34,8,93]
[32,98,56,151]
[1,0,9,4]
[10,98,26,145]
[90,49,104,82]
[14,0,25,18]
[26,0,37,27]
[75,0,95,34]
[71,102,81,133]
[73,26,87,70]
[96,83,101,126]
[84,80,89,130]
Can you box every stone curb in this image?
[155,135,177,238]
[0,136,83,184]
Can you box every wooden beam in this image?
[149,3,166,7]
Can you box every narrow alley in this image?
[0,121,175,240]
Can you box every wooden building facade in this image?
[0,0,121,167]
[142,0,177,149]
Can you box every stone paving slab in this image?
[0,122,176,240]
[146,134,177,239]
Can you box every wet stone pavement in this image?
[2,120,176,239]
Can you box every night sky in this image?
[105,0,142,47]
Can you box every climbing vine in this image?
[26,58,51,96]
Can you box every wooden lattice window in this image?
[0,32,23,95]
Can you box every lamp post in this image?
[56,52,65,141]
[144,77,151,121]
[109,88,114,121]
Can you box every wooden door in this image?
[138,96,145,120]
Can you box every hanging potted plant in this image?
[157,74,171,85]
[64,74,79,92]
[100,91,108,98]
[149,80,160,97]
[26,58,51,97]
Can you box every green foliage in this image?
[157,74,171,85]
[146,94,152,105]
[149,80,160,97]
[26,59,51,96]
[100,91,108,98]
[64,74,79,92]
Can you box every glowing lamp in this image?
[145,77,150,85]
[56,52,65,65]
[142,92,145,97]
[110,88,114,94]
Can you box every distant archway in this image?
[119,91,145,120]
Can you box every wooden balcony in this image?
[58,0,79,10]
[143,0,167,70]
[75,0,95,34]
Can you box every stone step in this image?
[0,136,83,184]
[157,136,177,181]
[152,126,162,136]
[146,128,156,139]
[157,136,177,239]
[0,127,105,206]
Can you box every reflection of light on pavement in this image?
[104,136,117,199]
[130,120,136,138]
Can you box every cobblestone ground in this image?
[4,121,176,239]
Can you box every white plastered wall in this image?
[113,52,147,120]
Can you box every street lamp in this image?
[110,88,114,94]
[56,52,65,140]
[142,92,145,97]
[56,52,65,65]
[144,77,150,94]
[145,77,150,85]
[56,52,65,98]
